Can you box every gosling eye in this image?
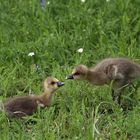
[51,81,56,85]
[74,72,80,76]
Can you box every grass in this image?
[0,0,140,139]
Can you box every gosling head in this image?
[66,64,88,80]
[44,77,64,93]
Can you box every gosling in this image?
[3,77,64,118]
[66,58,140,104]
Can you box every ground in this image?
[0,0,140,139]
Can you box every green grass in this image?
[0,0,140,139]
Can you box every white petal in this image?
[81,0,86,3]
[77,48,83,53]
[28,52,35,56]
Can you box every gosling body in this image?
[67,58,140,103]
[4,77,64,118]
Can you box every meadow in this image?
[0,0,140,139]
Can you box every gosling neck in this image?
[86,69,109,85]
[38,90,55,107]
[86,69,97,83]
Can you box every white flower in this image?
[77,48,83,53]
[47,1,50,5]
[82,126,85,130]
[28,52,35,56]
[106,0,110,2]
[81,0,86,3]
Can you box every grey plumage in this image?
[67,58,140,104]
[3,77,64,118]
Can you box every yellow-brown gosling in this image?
[3,77,64,118]
[66,58,140,104]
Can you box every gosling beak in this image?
[57,82,65,87]
[66,74,74,80]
